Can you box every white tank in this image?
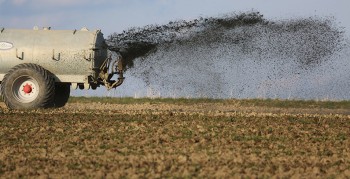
[0,27,124,109]
[0,27,108,83]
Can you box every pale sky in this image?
[1,0,349,35]
[1,0,350,99]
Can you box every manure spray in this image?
[107,11,349,99]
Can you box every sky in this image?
[1,0,349,35]
[1,0,350,98]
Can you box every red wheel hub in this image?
[23,84,32,94]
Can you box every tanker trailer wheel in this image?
[53,83,70,107]
[0,64,55,109]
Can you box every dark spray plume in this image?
[106,11,348,99]
[107,12,267,69]
[107,12,344,69]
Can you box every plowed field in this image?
[0,98,350,178]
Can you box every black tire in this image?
[1,63,55,109]
[53,83,70,108]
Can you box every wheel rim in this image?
[12,75,40,103]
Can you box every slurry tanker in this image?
[0,27,124,109]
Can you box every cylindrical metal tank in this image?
[0,27,108,83]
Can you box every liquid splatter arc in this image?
[107,12,268,69]
[107,12,348,99]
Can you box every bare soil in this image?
[0,101,350,178]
